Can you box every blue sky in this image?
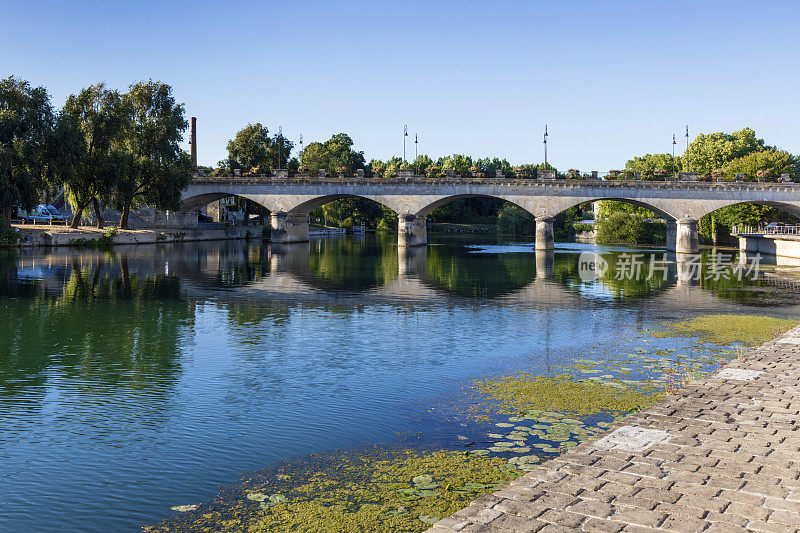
[3,0,798,169]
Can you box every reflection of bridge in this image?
[182,177,800,253]
[11,241,764,315]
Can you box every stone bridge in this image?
[181,177,800,253]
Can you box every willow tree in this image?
[113,81,191,228]
[61,83,128,228]
[0,76,54,222]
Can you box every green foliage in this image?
[596,212,665,245]
[113,81,192,228]
[625,153,682,178]
[0,217,20,246]
[300,133,364,175]
[683,127,765,175]
[430,197,503,225]
[0,76,54,217]
[722,149,798,181]
[98,227,117,248]
[497,203,534,235]
[411,154,433,175]
[597,200,655,220]
[60,83,129,227]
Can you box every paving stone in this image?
[595,427,672,452]
[425,328,800,533]
[717,368,764,381]
[582,518,625,533]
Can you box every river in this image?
[1,234,797,531]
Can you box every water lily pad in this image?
[269,494,288,504]
[418,489,439,497]
[412,474,433,485]
[495,423,514,427]
[246,492,268,502]
[468,449,490,456]
[419,515,439,524]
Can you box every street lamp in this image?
[403,125,408,163]
[414,133,418,174]
[685,125,689,172]
[543,125,548,170]
[672,134,677,179]
[278,126,283,169]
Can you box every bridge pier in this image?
[535,217,554,251]
[270,212,309,243]
[398,214,427,247]
[676,218,699,255]
[665,220,677,252]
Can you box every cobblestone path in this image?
[428,326,800,533]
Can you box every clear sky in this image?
[3,0,798,169]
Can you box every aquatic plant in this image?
[650,314,796,346]
[148,449,520,533]
[472,373,661,417]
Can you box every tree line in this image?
[1,76,191,228]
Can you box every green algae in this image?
[650,314,796,346]
[148,449,521,533]
[473,373,661,416]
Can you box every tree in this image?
[683,128,764,175]
[61,83,128,228]
[723,149,798,181]
[300,133,365,174]
[0,76,54,222]
[439,154,473,177]
[268,132,294,170]
[225,123,271,172]
[625,153,682,178]
[113,80,192,229]
[412,154,433,175]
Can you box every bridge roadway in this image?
[181,177,800,253]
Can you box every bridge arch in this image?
[688,200,800,221]
[285,194,401,217]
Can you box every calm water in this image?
[1,234,798,532]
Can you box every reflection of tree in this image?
[423,246,538,297]
[0,251,192,401]
[306,238,398,291]
[552,252,673,299]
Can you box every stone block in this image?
[595,426,672,452]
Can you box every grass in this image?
[650,314,796,346]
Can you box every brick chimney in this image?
[190,117,197,169]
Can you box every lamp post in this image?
[672,134,677,179]
[403,125,409,164]
[414,134,418,174]
[685,125,689,172]
[543,125,548,170]
[277,126,283,169]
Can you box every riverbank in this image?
[8,224,262,247]
[148,314,794,532]
[430,318,800,532]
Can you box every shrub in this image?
[596,213,665,245]
[497,204,534,235]
[0,217,21,246]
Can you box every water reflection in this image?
[0,236,794,532]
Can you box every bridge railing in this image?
[191,174,800,188]
[732,225,800,235]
